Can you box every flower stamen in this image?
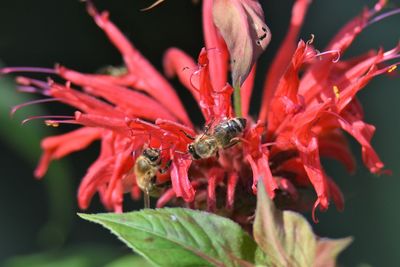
[367,8,400,27]
[0,67,56,75]
[10,98,61,116]
[315,49,341,63]
[21,115,74,125]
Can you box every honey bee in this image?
[134,148,170,208]
[186,118,247,159]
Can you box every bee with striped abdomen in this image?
[134,148,170,208]
[186,118,247,160]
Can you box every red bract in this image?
[3,0,398,222]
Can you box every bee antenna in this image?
[180,129,195,140]
[199,117,215,139]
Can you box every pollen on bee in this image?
[387,65,397,73]
[333,85,340,99]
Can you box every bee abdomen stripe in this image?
[230,118,246,131]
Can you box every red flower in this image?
[2,0,399,221]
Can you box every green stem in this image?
[233,84,242,117]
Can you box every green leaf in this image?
[253,182,351,267]
[104,255,155,267]
[79,208,257,267]
[313,237,353,267]
[254,247,271,266]
[254,182,316,267]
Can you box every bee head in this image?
[188,144,201,160]
[143,148,161,163]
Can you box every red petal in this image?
[163,48,199,101]
[339,111,385,174]
[267,41,307,134]
[156,188,176,208]
[87,4,192,125]
[327,176,345,212]
[57,67,179,122]
[241,65,256,118]
[203,0,229,90]
[318,130,356,173]
[226,172,239,210]
[260,0,310,121]
[296,136,329,211]
[170,155,195,202]
[35,127,102,178]
[207,167,224,211]
[78,156,114,210]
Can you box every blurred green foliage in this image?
[0,69,73,248]
[1,245,123,267]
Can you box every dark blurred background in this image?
[0,0,399,266]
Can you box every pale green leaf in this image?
[253,182,316,267]
[79,208,257,267]
[313,237,353,267]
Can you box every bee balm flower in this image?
[2,0,398,222]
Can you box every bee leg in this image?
[180,130,195,140]
[144,190,151,209]
[227,137,250,147]
[215,150,220,159]
[159,160,172,174]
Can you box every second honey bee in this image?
[134,148,170,208]
[187,117,247,160]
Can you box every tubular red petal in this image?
[170,155,195,202]
[87,3,191,126]
[318,132,356,173]
[35,127,102,178]
[226,172,239,210]
[78,157,114,210]
[163,48,199,101]
[241,65,256,118]
[267,41,307,135]
[214,84,234,119]
[257,153,278,198]
[203,0,229,90]
[207,168,224,211]
[260,0,311,121]
[338,111,385,174]
[49,84,123,117]
[198,49,217,121]
[327,177,345,211]
[297,137,329,213]
[104,148,133,210]
[246,154,260,193]
[74,112,131,135]
[156,188,176,208]
[57,67,178,122]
